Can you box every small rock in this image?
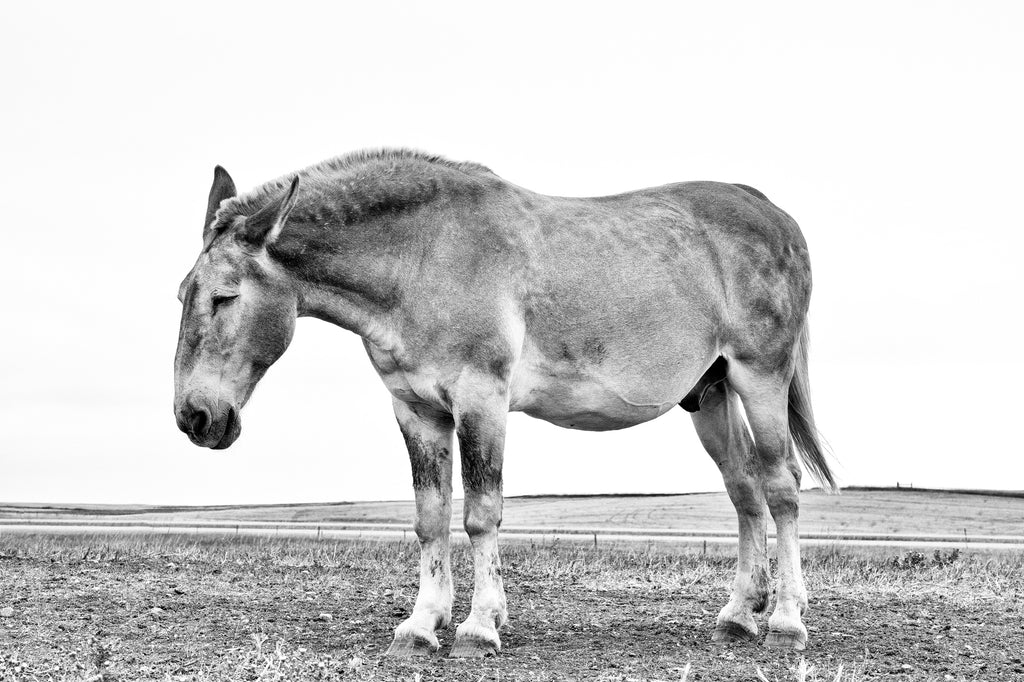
[318,612,333,621]
[0,607,13,618]
[149,607,165,616]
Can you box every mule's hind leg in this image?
[729,364,809,650]
[387,398,455,657]
[691,382,770,643]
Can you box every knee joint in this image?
[762,483,799,516]
[463,499,502,538]
[724,474,764,515]
[414,509,449,543]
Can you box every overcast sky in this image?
[1,2,1021,505]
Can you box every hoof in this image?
[449,637,498,658]
[712,621,758,644]
[764,629,807,651]
[386,635,438,658]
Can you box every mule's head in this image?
[173,167,301,449]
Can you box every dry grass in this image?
[3,533,1020,595]
[2,533,1022,680]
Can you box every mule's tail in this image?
[789,323,838,493]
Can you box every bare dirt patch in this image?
[0,534,1022,680]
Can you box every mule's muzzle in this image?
[177,398,241,449]
[186,407,211,441]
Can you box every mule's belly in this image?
[509,363,685,431]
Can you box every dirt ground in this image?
[1,534,1022,681]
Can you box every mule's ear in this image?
[204,166,236,237]
[240,176,300,247]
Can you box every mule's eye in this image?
[211,293,239,311]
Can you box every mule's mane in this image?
[213,148,494,230]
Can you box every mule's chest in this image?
[362,341,450,408]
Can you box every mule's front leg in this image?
[449,384,508,658]
[387,399,455,657]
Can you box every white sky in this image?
[1,2,1022,505]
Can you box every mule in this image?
[173,149,835,656]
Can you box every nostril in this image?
[188,408,210,438]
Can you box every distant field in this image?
[3,488,1024,539]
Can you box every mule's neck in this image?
[267,216,415,351]
[257,154,496,350]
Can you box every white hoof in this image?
[450,618,501,658]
